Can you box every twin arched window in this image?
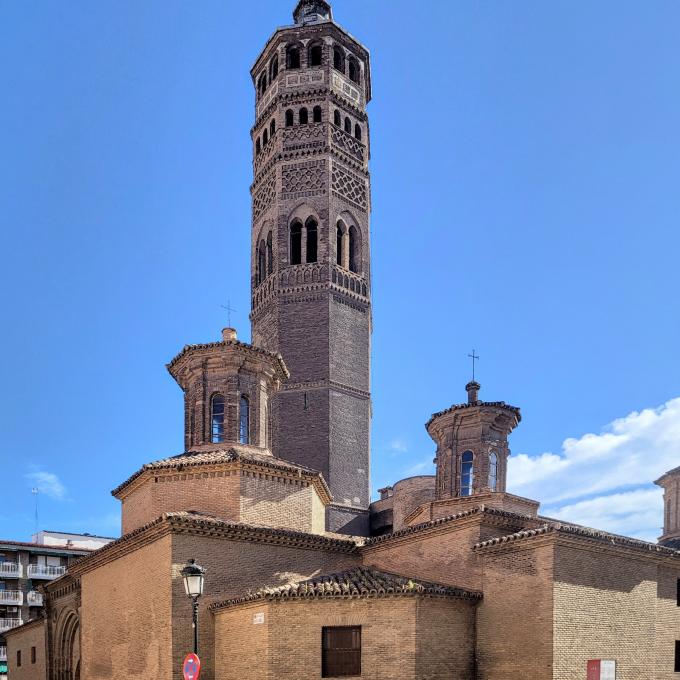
[239,396,250,445]
[336,221,361,273]
[333,47,345,72]
[348,57,360,84]
[489,452,498,492]
[461,451,474,496]
[211,395,225,444]
[256,230,274,285]
[333,46,361,85]
[290,217,318,265]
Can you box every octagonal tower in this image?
[249,1,372,533]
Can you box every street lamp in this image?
[181,559,206,656]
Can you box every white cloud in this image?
[508,397,680,503]
[543,488,664,543]
[388,438,408,453]
[26,470,68,501]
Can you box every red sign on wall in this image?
[587,660,601,680]
[587,659,616,680]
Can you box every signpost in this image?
[587,659,616,680]
[183,653,201,680]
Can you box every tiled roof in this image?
[67,512,360,578]
[363,506,536,547]
[426,400,521,429]
[474,522,680,557]
[210,566,481,611]
[167,339,289,379]
[111,447,330,499]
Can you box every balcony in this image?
[0,590,22,606]
[0,619,22,633]
[28,564,66,579]
[27,591,43,607]
[0,562,22,578]
[0,645,6,661]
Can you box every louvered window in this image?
[322,626,361,677]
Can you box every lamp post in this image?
[181,559,206,656]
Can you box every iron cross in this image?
[468,349,480,381]
[221,300,237,327]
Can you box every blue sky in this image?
[2,0,679,543]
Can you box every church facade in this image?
[6,2,680,679]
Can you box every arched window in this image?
[211,394,225,444]
[266,231,273,275]
[309,43,323,67]
[334,110,341,127]
[489,452,498,492]
[348,57,360,84]
[263,129,268,146]
[270,119,276,136]
[270,55,279,80]
[461,451,474,496]
[306,217,318,263]
[348,225,359,272]
[256,138,261,155]
[239,395,250,445]
[337,223,344,266]
[285,109,294,127]
[299,107,309,125]
[344,117,352,134]
[333,46,345,72]
[257,73,266,97]
[287,45,301,69]
[290,221,302,265]
[354,124,362,141]
[313,106,322,123]
[257,240,266,285]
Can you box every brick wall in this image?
[120,466,326,536]
[552,542,659,680]
[215,596,473,680]
[171,531,360,680]
[476,541,555,680]
[5,619,46,680]
[391,476,436,531]
[655,565,680,679]
[415,597,476,679]
[80,535,173,679]
[363,514,530,592]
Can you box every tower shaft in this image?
[249,9,372,534]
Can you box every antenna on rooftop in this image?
[31,487,39,536]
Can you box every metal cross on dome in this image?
[220,300,237,328]
[468,349,480,381]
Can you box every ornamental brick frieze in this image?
[331,71,363,107]
[279,262,328,287]
[331,162,368,211]
[283,122,326,146]
[331,124,365,163]
[252,169,277,221]
[282,378,370,401]
[331,266,369,299]
[332,292,369,314]
[281,159,327,200]
[285,68,324,88]
[256,81,279,118]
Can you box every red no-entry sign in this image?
[183,653,201,680]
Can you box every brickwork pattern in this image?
[5,619,47,680]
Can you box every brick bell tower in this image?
[655,466,680,549]
[249,0,372,534]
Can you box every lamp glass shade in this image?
[183,573,204,597]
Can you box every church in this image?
[6,1,680,678]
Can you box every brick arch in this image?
[54,608,80,680]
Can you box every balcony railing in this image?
[27,591,43,606]
[0,562,22,578]
[0,618,23,633]
[28,564,66,579]
[0,590,23,606]
[0,645,6,661]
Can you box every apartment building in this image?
[0,531,114,679]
